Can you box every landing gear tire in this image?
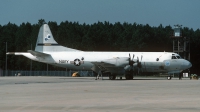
[125,74,133,80]
[125,70,134,80]
[126,75,133,80]
[109,74,116,80]
[167,76,172,80]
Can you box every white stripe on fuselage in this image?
[43,51,172,70]
[49,52,171,62]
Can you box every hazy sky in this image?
[0,0,199,30]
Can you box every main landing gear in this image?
[125,70,134,80]
[95,72,117,80]
[109,73,116,80]
[96,72,134,80]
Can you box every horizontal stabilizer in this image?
[6,52,28,55]
[28,50,50,57]
[6,52,16,55]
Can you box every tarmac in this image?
[0,76,199,112]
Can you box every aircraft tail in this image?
[35,24,80,52]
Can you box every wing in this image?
[91,57,129,74]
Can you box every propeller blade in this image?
[129,54,136,66]
[132,54,135,61]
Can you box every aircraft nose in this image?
[181,60,192,70]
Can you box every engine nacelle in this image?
[124,65,131,71]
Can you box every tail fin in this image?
[35,24,80,52]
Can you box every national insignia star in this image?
[74,59,80,65]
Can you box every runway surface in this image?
[0,76,199,112]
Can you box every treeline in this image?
[0,19,200,73]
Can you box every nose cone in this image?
[181,60,192,70]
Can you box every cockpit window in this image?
[172,56,176,59]
[171,55,182,59]
[176,56,181,59]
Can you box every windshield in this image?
[176,56,181,59]
[172,54,182,59]
[172,56,176,59]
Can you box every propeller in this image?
[128,54,143,74]
[129,53,135,66]
[137,55,143,74]
[125,54,144,79]
[137,55,143,68]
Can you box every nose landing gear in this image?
[167,75,172,80]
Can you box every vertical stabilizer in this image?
[35,24,80,52]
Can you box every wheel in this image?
[125,71,133,80]
[125,74,133,80]
[109,74,116,80]
[167,76,172,80]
